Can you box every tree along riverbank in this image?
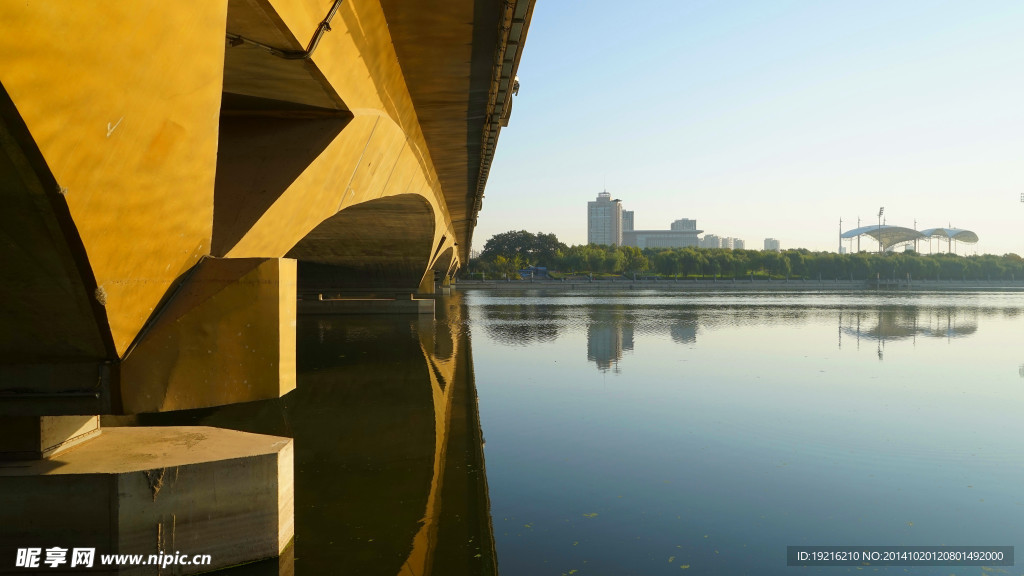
[453,277,1024,292]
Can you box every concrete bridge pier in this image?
[1,423,293,575]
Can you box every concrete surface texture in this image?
[0,426,294,574]
[0,0,534,414]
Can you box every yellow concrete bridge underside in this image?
[0,0,534,415]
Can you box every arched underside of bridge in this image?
[287,194,442,294]
[0,0,533,421]
[0,2,534,567]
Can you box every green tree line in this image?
[468,231,1024,281]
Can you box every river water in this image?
[138,288,1023,575]
[466,289,1024,576]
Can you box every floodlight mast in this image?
[877,207,884,253]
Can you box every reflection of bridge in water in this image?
[128,292,494,575]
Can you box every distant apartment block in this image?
[588,191,623,245]
[700,234,721,249]
[586,192,751,251]
[622,217,702,249]
[622,210,634,232]
[698,235,742,249]
[624,229,702,249]
[764,238,781,251]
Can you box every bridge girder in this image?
[0,0,533,414]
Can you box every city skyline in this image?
[476,1,1024,257]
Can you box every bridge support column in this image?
[120,257,296,414]
[418,272,436,295]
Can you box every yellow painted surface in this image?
[0,1,227,356]
[222,0,459,274]
[0,0,512,413]
[119,258,297,414]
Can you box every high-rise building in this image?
[764,238,781,251]
[622,210,634,232]
[732,238,745,250]
[587,191,622,245]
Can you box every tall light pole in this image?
[877,207,884,254]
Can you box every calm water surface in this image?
[467,289,1024,576]
[134,289,1023,575]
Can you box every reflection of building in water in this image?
[669,315,698,344]
[838,307,980,359]
[587,313,634,373]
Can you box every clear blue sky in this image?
[476,0,1024,255]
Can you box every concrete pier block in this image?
[0,426,293,575]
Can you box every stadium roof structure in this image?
[841,225,979,252]
[919,227,979,243]
[840,225,924,251]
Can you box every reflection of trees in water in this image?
[480,304,561,345]
[481,299,1006,374]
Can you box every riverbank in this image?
[452,278,1024,292]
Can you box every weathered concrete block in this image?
[0,415,100,460]
[0,426,293,575]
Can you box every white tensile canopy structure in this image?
[840,225,978,253]
[919,227,980,243]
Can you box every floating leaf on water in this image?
[669,556,675,563]
[680,565,691,570]
[582,513,599,518]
